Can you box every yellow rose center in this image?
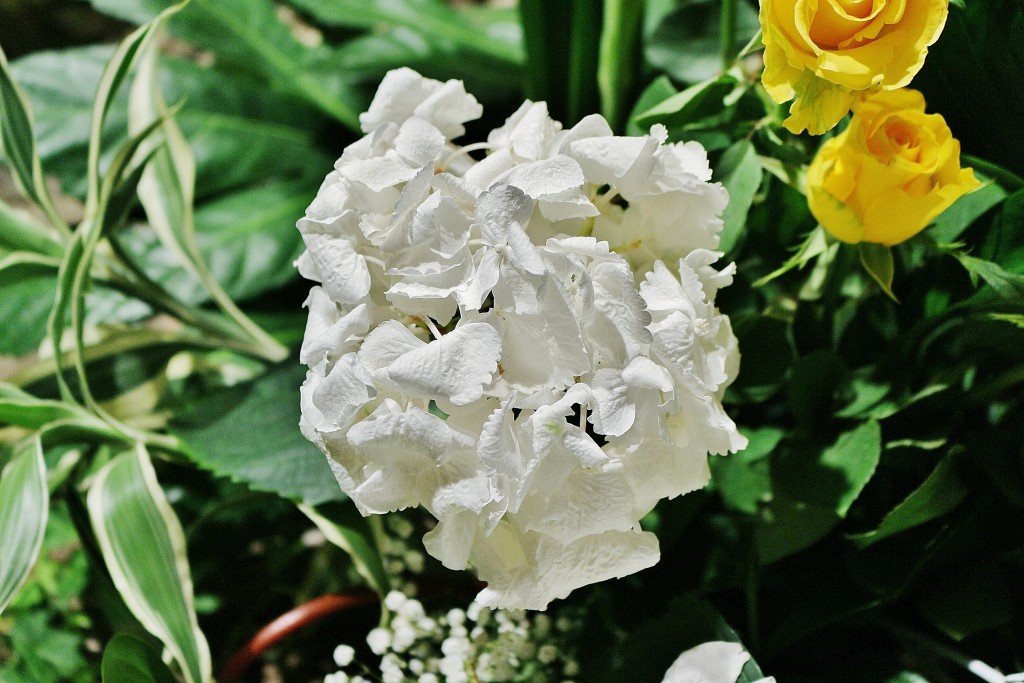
[866,113,940,169]
[809,0,889,48]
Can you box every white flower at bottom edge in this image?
[661,641,775,683]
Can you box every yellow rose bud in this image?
[807,89,980,246]
[759,0,949,134]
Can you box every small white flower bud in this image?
[332,644,356,667]
[366,627,393,655]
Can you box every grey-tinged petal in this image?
[473,525,660,611]
[384,322,501,406]
[310,353,376,430]
[660,641,749,683]
[394,116,445,167]
[300,290,371,365]
[346,399,456,467]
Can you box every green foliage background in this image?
[0,1,1021,681]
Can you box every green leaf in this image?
[625,76,677,136]
[565,0,602,126]
[849,452,969,548]
[0,45,64,231]
[300,502,390,596]
[711,426,783,514]
[170,362,346,506]
[0,251,61,355]
[953,251,1024,301]
[128,36,287,363]
[101,633,178,683]
[90,0,363,129]
[519,0,573,122]
[859,243,898,302]
[962,154,1024,192]
[752,226,833,287]
[598,0,643,131]
[0,437,48,615]
[287,0,523,65]
[633,74,738,129]
[0,383,86,430]
[715,139,762,254]
[88,444,212,683]
[929,179,1006,243]
[116,178,311,304]
[645,0,760,84]
[915,564,1015,641]
[11,46,330,201]
[773,420,882,518]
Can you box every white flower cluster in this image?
[324,590,581,683]
[298,68,746,610]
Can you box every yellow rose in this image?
[760,0,949,134]
[807,89,980,245]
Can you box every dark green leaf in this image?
[101,633,178,683]
[645,0,760,84]
[519,0,573,122]
[88,444,212,683]
[0,437,48,615]
[849,453,969,548]
[715,139,762,254]
[915,564,1015,640]
[171,362,346,506]
[914,0,1024,177]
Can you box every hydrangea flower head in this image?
[298,68,746,610]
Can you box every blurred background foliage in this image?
[0,0,1022,682]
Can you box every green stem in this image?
[720,0,738,71]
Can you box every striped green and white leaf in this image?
[128,37,287,362]
[301,502,391,596]
[0,436,48,615]
[0,45,66,232]
[88,443,212,683]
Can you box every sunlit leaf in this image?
[0,436,48,615]
[849,452,969,548]
[88,444,212,683]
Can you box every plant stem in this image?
[720,0,738,71]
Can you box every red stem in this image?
[218,590,379,683]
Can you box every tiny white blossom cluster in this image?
[298,68,746,609]
[324,591,581,683]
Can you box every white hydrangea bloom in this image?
[298,68,747,610]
